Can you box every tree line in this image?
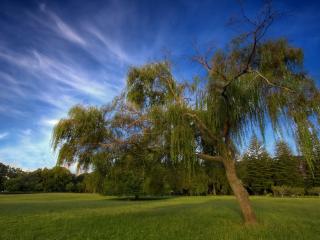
[1,136,319,197]
[0,163,100,193]
[237,137,320,197]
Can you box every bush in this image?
[307,187,320,196]
[272,186,304,197]
[289,187,305,197]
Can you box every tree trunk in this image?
[223,158,257,225]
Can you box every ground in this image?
[0,193,319,240]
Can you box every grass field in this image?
[0,194,319,240]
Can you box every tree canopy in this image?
[52,3,320,224]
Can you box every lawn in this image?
[0,193,319,240]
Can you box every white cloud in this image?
[0,129,55,170]
[21,129,32,136]
[0,4,155,170]
[0,105,26,117]
[0,49,117,103]
[86,25,132,64]
[39,6,87,46]
[40,118,59,127]
[0,132,9,140]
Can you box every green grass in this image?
[0,193,319,240]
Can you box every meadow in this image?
[0,193,319,240]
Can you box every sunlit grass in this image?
[0,193,319,240]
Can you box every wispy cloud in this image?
[85,25,132,64]
[0,129,55,170]
[40,118,59,127]
[0,132,9,140]
[0,49,118,103]
[0,71,28,98]
[0,105,26,117]
[39,4,87,46]
[21,129,32,136]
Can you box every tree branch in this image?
[251,70,295,93]
[196,153,223,162]
[221,2,280,97]
[184,112,220,143]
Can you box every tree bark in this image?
[223,158,257,225]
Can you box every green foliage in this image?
[126,62,178,110]
[0,163,24,191]
[203,161,231,195]
[1,164,88,193]
[304,140,320,188]
[0,162,9,191]
[273,141,304,187]
[65,182,76,192]
[307,187,320,196]
[52,105,108,170]
[51,13,320,202]
[44,166,73,192]
[271,186,305,197]
[238,136,273,194]
[144,164,170,196]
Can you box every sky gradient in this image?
[0,0,319,170]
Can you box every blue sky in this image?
[0,0,319,170]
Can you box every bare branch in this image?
[191,41,215,72]
[221,2,281,97]
[251,70,295,93]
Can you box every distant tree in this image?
[5,177,22,192]
[273,141,304,187]
[0,163,9,191]
[4,167,39,192]
[238,136,273,194]
[0,163,25,191]
[46,166,73,192]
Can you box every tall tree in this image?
[125,6,320,225]
[52,3,320,224]
[273,141,304,187]
[238,136,273,194]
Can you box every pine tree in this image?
[273,141,304,187]
[239,136,273,195]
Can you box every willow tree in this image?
[51,96,163,195]
[125,7,320,225]
[52,3,320,225]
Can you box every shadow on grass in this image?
[108,196,175,201]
